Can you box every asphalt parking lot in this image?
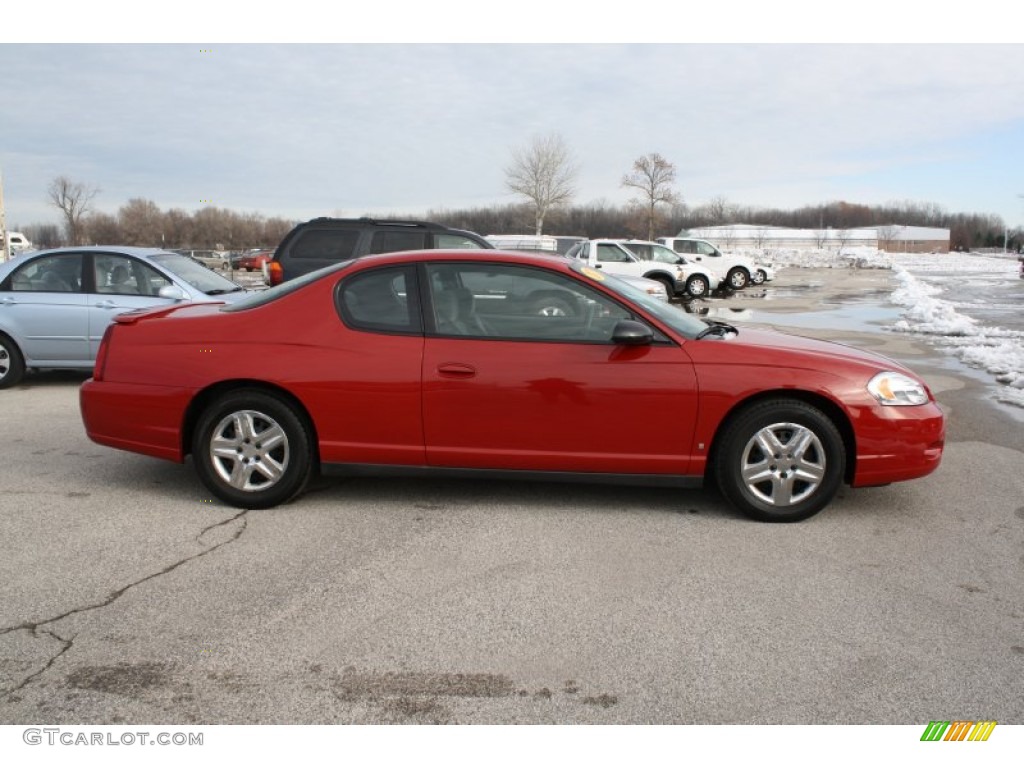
[1,270,1023,725]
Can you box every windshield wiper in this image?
[695,320,738,340]
[205,287,244,295]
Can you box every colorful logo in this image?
[920,721,997,741]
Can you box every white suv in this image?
[617,240,724,297]
[657,236,769,289]
[565,239,721,298]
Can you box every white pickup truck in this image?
[564,239,722,297]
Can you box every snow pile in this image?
[729,246,893,270]
[888,264,1024,408]
[889,269,979,337]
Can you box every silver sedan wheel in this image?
[208,409,290,492]
[739,422,826,506]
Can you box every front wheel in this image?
[727,268,749,289]
[192,389,315,508]
[685,275,709,298]
[714,400,844,522]
[0,335,26,389]
[750,269,766,285]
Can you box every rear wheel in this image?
[750,269,766,285]
[714,399,844,522]
[0,335,26,389]
[192,389,314,508]
[685,275,709,298]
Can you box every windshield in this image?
[151,253,243,295]
[646,244,685,264]
[571,264,708,338]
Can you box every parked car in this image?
[265,217,492,286]
[617,239,725,298]
[657,236,766,289]
[173,249,231,270]
[236,249,274,272]
[80,249,944,522]
[565,239,719,298]
[0,246,248,388]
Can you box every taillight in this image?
[93,325,114,381]
[267,260,283,286]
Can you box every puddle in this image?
[696,304,903,333]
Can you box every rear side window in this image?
[3,253,83,292]
[290,229,361,260]
[337,266,421,335]
[435,233,488,249]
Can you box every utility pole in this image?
[0,167,9,262]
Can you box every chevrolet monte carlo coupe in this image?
[80,250,945,522]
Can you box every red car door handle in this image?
[437,363,476,378]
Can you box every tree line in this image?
[23,164,1015,253]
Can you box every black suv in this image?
[266,218,492,285]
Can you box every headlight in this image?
[867,372,929,406]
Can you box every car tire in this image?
[750,270,766,285]
[531,295,575,317]
[0,334,26,389]
[714,399,844,523]
[727,268,749,290]
[685,275,709,298]
[192,389,315,509]
[653,276,677,298]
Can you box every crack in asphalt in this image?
[0,509,250,699]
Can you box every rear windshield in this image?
[220,260,354,312]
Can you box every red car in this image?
[80,250,945,522]
[235,249,273,272]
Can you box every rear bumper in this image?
[851,402,945,487]
[80,379,192,463]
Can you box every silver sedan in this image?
[0,246,248,388]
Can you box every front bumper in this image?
[851,401,945,487]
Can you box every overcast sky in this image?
[3,36,1024,231]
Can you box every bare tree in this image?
[505,133,578,236]
[47,176,99,245]
[876,224,900,253]
[118,198,164,246]
[621,153,680,241]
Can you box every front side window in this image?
[370,231,427,254]
[425,263,633,343]
[94,254,171,296]
[337,266,420,334]
[696,241,718,256]
[3,253,82,292]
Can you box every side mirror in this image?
[611,319,654,346]
[158,285,187,302]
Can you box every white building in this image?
[681,224,950,253]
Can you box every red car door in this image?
[420,263,699,475]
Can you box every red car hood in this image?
[685,326,916,377]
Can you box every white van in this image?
[485,234,559,254]
[3,232,33,255]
